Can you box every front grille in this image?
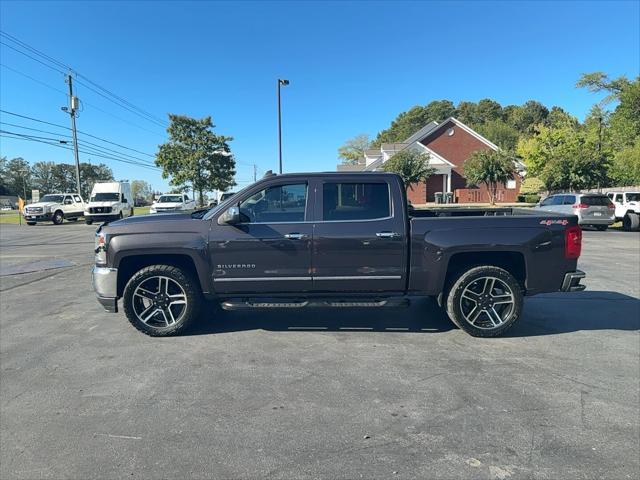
[26,207,43,214]
[156,207,175,212]
[90,207,112,214]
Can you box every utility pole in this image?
[277,79,289,174]
[253,164,257,182]
[65,73,82,195]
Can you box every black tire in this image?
[118,212,123,220]
[52,210,64,225]
[130,208,134,217]
[595,225,608,231]
[623,213,640,231]
[445,265,523,337]
[123,265,202,336]
[26,221,36,226]
[85,219,93,225]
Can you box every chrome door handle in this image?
[284,233,308,240]
[376,232,401,238]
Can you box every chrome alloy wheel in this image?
[459,276,516,330]
[132,276,187,328]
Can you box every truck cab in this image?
[85,182,134,225]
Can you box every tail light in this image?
[572,203,589,209]
[607,202,615,209]
[565,226,582,259]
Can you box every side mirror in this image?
[122,198,128,204]
[218,206,240,225]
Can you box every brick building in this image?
[337,117,525,204]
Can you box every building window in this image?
[506,179,517,190]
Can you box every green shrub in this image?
[517,194,541,203]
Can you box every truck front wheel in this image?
[445,265,523,337]
[123,265,202,336]
[52,210,64,225]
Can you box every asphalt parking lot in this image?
[1,222,638,479]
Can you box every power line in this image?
[0,110,156,158]
[0,31,168,129]
[0,62,67,95]
[1,131,160,171]
[0,63,166,137]
[0,120,156,166]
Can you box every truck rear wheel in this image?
[85,219,93,225]
[123,265,202,336]
[445,265,523,337]
[623,213,639,231]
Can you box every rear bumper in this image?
[561,270,586,292]
[578,216,615,225]
[92,266,118,312]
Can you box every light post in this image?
[277,78,289,174]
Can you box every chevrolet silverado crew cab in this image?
[92,172,585,338]
[23,193,85,225]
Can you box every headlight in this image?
[95,231,107,266]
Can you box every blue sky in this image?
[1,0,638,193]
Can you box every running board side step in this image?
[221,297,409,310]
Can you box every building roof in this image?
[403,121,439,144]
[417,117,499,151]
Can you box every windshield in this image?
[40,195,64,203]
[91,193,119,202]
[625,193,640,202]
[158,195,183,203]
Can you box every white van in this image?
[85,182,134,224]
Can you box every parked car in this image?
[534,193,615,230]
[84,182,134,225]
[23,193,85,225]
[149,194,196,214]
[92,172,585,338]
[606,191,640,231]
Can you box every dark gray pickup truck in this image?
[92,172,585,337]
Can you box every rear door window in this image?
[562,195,576,205]
[73,195,82,203]
[322,182,390,221]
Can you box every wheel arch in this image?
[445,251,526,292]
[116,253,205,297]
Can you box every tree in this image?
[338,134,370,165]
[464,149,515,205]
[609,138,640,186]
[474,120,520,150]
[2,157,31,198]
[79,163,114,199]
[30,161,56,194]
[517,123,608,191]
[381,149,435,190]
[131,180,153,202]
[519,176,545,195]
[506,100,549,134]
[156,114,235,206]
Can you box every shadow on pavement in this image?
[186,291,640,337]
[507,291,640,337]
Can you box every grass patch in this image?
[0,211,21,224]
[134,206,151,215]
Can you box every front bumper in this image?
[92,266,118,312]
[561,270,586,292]
[23,212,52,221]
[86,213,120,222]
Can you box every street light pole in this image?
[277,79,289,174]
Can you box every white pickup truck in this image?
[149,194,196,214]
[23,193,85,225]
[606,191,640,231]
